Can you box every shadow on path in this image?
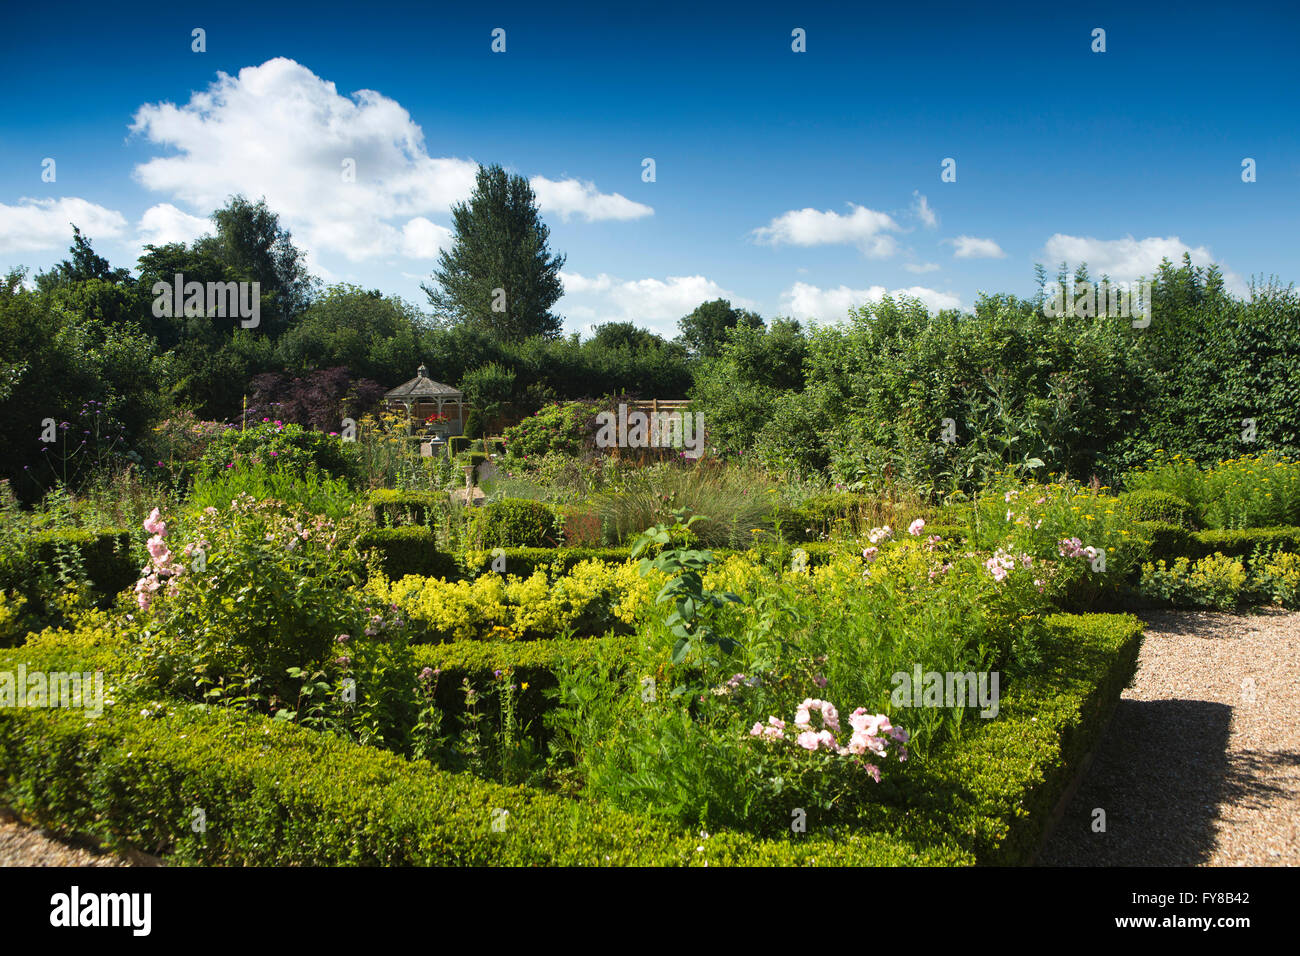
[1038,698,1235,866]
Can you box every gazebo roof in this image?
[384,364,463,401]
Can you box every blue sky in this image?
[2,0,1297,337]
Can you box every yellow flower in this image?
[521,682,529,691]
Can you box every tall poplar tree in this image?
[423,164,566,339]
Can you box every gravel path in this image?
[0,813,132,867]
[1039,608,1300,866]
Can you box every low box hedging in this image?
[0,643,961,866]
[1131,520,1193,563]
[0,611,1140,866]
[368,489,446,527]
[927,611,1144,863]
[1187,526,1300,561]
[1121,489,1198,529]
[410,633,637,727]
[468,498,560,549]
[356,526,458,580]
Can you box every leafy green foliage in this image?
[196,421,360,486]
[631,513,741,666]
[677,298,764,359]
[469,498,559,548]
[356,525,459,580]
[1121,489,1197,528]
[502,401,598,460]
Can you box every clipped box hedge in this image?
[0,612,1141,866]
[1121,489,1198,529]
[1130,522,1300,568]
[0,645,960,866]
[355,526,458,580]
[367,489,447,528]
[1187,526,1300,561]
[468,498,560,549]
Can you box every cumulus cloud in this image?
[946,235,1005,259]
[912,191,937,228]
[128,58,640,266]
[0,197,127,255]
[752,203,900,257]
[137,203,211,248]
[399,217,453,259]
[1041,234,1247,294]
[781,281,962,322]
[530,176,652,222]
[560,271,753,337]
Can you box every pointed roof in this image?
[384,363,463,401]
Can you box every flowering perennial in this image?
[134,508,184,611]
[749,696,908,782]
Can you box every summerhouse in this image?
[383,364,467,438]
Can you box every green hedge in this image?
[0,643,960,866]
[368,489,446,528]
[469,498,559,549]
[1187,526,1300,562]
[930,611,1144,864]
[0,612,1140,866]
[1122,489,1197,529]
[356,526,458,580]
[1109,520,1300,568]
[1131,520,1194,564]
[411,633,637,728]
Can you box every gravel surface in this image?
[1039,608,1300,866]
[0,813,132,867]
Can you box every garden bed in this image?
[0,612,1142,866]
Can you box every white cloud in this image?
[560,271,753,337]
[782,281,962,321]
[130,58,476,264]
[752,203,900,257]
[904,262,940,274]
[0,197,127,255]
[912,190,937,228]
[530,176,652,222]
[138,203,210,248]
[399,217,453,259]
[128,58,638,267]
[1041,234,1247,294]
[946,235,1006,259]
